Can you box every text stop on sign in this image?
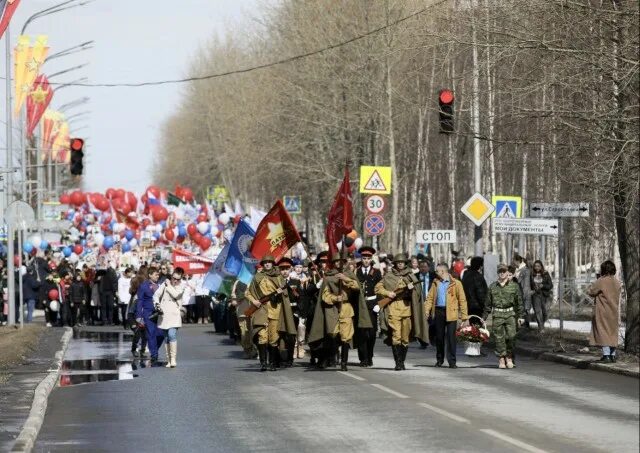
[415,230,457,244]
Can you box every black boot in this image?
[268,346,278,371]
[258,344,268,371]
[341,343,349,371]
[327,337,337,367]
[392,345,401,371]
[400,345,407,370]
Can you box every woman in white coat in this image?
[154,268,185,368]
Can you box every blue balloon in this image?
[178,221,185,227]
[81,239,87,246]
[110,220,116,229]
[23,242,34,254]
[125,230,134,241]
[160,220,167,229]
[122,243,131,252]
[103,236,115,249]
[39,240,49,250]
[178,227,187,237]
[62,246,72,257]
[153,232,160,240]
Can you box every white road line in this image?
[417,402,470,424]
[370,383,409,399]
[337,371,367,381]
[480,429,549,453]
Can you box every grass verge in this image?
[0,325,46,384]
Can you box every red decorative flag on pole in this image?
[249,199,301,262]
[27,75,54,137]
[326,167,354,258]
[0,0,21,40]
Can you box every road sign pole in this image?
[557,218,564,343]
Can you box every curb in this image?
[11,327,73,453]
[515,346,639,378]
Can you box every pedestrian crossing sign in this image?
[283,195,302,214]
[359,166,392,194]
[492,195,522,218]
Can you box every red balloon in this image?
[73,244,83,255]
[48,289,59,300]
[115,189,125,199]
[126,192,137,210]
[197,213,208,223]
[59,193,71,204]
[215,230,222,238]
[176,235,185,244]
[187,223,198,237]
[199,237,212,250]
[192,232,203,244]
[96,197,110,212]
[105,188,116,200]
[146,185,161,199]
[70,191,84,207]
[182,187,194,203]
[165,228,175,241]
[152,206,169,222]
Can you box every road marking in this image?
[479,429,548,453]
[337,371,366,381]
[370,383,409,399]
[417,402,470,424]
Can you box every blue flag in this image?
[202,243,231,293]
[223,220,257,285]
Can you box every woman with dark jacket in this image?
[530,260,553,332]
[22,267,41,323]
[70,272,88,326]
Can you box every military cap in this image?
[260,255,276,265]
[302,258,312,267]
[277,257,294,268]
[331,252,347,262]
[393,252,409,263]
[358,246,376,257]
[314,251,329,264]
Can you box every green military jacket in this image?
[247,269,297,338]
[483,280,524,319]
[307,268,372,348]
[378,268,429,345]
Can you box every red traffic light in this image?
[439,89,454,104]
[70,138,84,151]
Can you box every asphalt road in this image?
[34,326,639,453]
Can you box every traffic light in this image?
[70,138,84,175]
[438,89,454,133]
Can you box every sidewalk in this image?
[0,326,67,451]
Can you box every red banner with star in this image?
[249,199,301,262]
[0,0,21,40]
[27,75,53,137]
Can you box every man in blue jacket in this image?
[135,266,163,364]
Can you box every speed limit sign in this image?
[365,195,386,214]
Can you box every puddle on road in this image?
[73,330,133,341]
[59,371,139,387]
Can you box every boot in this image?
[505,355,514,369]
[170,342,177,368]
[392,345,401,371]
[165,343,172,368]
[268,346,278,371]
[498,357,507,369]
[340,344,349,371]
[400,345,407,370]
[327,338,337,367]
[258,344,268,371]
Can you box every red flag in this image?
[249,199,301,262]
[326,167,354,258]
[27,75,54,137]
[0,0,20,41]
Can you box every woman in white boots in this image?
[155,267,186,368]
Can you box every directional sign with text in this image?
[364,214,385,236]
[492,218,559,236]
[529,202,589,218]
[415,230,457,244]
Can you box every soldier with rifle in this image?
[375,253,429,371]
[308,252,372,370]
[245,255,297,371]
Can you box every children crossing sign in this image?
[359,166,392,194]
[283,196,302,214]
[492,195,522,218]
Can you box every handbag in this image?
[148,286,166,322]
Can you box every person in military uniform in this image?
[374,253,428,371]
[305,252,327,366]
[230,279,256,359]
[483,264,524,369]
[308,252,372,370]
[245,255,297,371]
[278,257,299,367]
[356,246,382,367]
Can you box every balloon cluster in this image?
[336,229,363,253]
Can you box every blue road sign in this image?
[364,214,385,236]
[283,196,302,214]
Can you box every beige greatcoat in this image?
[588,275,621,347]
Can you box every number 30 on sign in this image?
[365,195,386,214]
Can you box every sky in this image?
[1,0,262,195]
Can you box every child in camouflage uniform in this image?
[483,264,524,369]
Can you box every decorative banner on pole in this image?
[359,166,392,194]
[0,0,21,40]
[491,195,522,218]
[52,121,70,163]
[26,75,53,137]
[14,35,49,116]
[40,110,63,162]
[461,193,495,226]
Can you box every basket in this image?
[459,315,489,356]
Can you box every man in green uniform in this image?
[375,253,428,371]
[483,264,524,369]
[245,255,297,371]
[308,253,372,370]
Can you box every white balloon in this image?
[354,237,364,250]
[197,221,209,234]
[336,241,343,250]
[155,224,163,233]
[30,235,42,249]
[94,233,105,247]
[120,236,128,243]
[145,225,155,232]
[69,253,79,264]
[129,238,138,248]
[49,300,60,312]
[223,229,233,241]
[218,213,230,225]
[69,234,79,242]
